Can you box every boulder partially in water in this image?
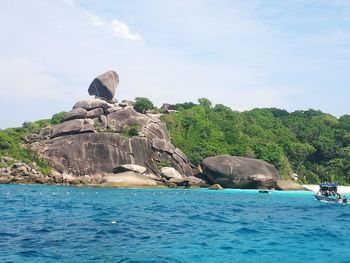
[202,155,278,189]
[101,172,160,188]
[209,184,224,190]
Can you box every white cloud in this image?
[0,0,349,128]
[60,0,142,41]
[84,11,142,41]
[111,19,142,41]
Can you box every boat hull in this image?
[314,195,342,203]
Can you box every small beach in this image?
[303,184,350,194]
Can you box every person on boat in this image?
[337,192,341,199]
[324,190,329,197]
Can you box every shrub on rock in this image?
[134,97,154,113]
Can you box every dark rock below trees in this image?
[37,133,193,177]
[202,155,279,189]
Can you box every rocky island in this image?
[0,70,302,190]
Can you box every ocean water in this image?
[0,185,350,263]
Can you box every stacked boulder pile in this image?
[0,70,293,190]
[30,70,205,188]
[0,156,66,185]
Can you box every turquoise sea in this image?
[1,185,350,263]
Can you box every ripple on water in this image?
[1,185,350,263]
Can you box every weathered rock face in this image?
[37,133,193,177]
[202,155,279,189]
[34,99,194,179]
[31,70,196,186]
[107,108,150,133]
[88,70,119,101]
[51,119,95,138]
[113,164,147,174]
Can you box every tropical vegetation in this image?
[0,112,65,174]
[163,98,350,184]
[2,97,350,185]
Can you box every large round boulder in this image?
[202,155,278,189]
[88,71,119,100]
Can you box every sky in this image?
[0,0,349,128]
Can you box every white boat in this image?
[314,194,342,204]
[314,183,349,204]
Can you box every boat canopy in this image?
[319,183,338,188]
[320,184,338,191]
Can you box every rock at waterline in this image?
[102,172,160,188]
[202,155,278,189]
[209,184,224,190]
[276,180,306,191]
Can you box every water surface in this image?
[0,185,349,262]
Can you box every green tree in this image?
[285,142,315,173]
[121,123,140,137]
[51,111,66,125]
[197,98,212,108]
[134,97,154,113]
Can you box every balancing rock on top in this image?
[88,70,119,101]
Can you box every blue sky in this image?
[0,0,349,128]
